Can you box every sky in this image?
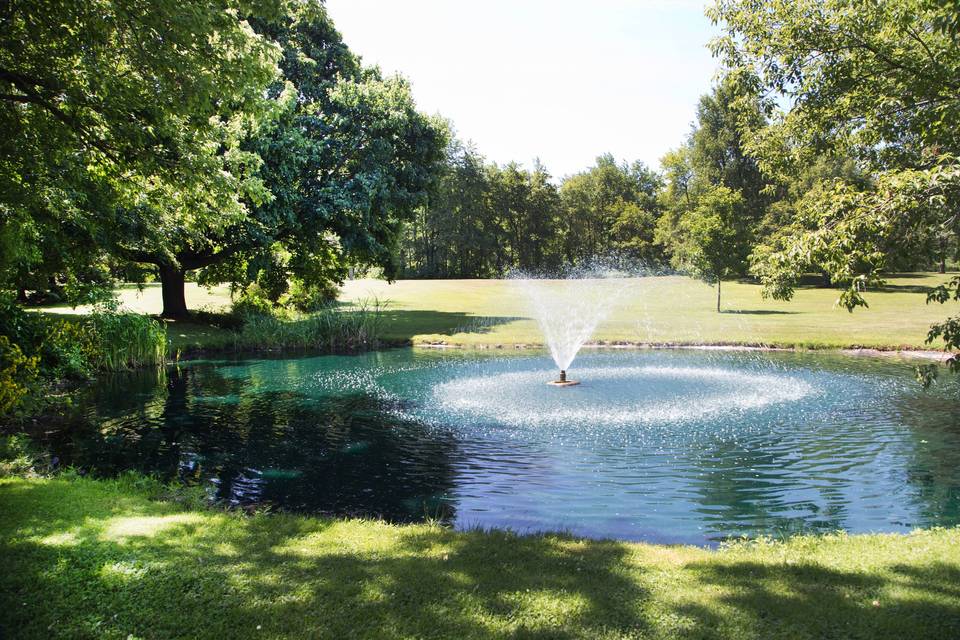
[324,0,720,180]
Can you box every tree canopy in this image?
[1,0,284,300]
[711,0,960,361]
[1,1,447,317]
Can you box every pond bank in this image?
[414,339,954,361]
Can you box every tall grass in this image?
[235,298,384,352]
[88,311,167,370]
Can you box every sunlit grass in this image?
[34,273,960,351]
[2,475,959,639]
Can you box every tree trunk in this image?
[716,277,721,313]
[939,236,947,274]
[158,264,189,319]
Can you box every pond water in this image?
[35,348,960,546]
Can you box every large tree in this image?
[114,2,447,317]
[0,0,283,301]
[656,75,769,277]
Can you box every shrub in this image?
[288,280,341,313]
[0,336,39,416]
[43,318,99,378]
[0,295,166,375]
[0,434,42,476]
[232,285,278,319]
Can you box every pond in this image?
[33,348,960,546]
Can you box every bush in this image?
[0,295,166,378]
[232,285,279,319]
[0,294,95,378]
[43,318,99,378]
[288,280,341,313]
[0,336,39,416]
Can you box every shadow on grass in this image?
[1,480,647,639]
[677,558,960,639]
[4,480,960,639]
[378,310,525,343]
[721,309,797,315]
[875,282,938,294]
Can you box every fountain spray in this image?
[513,265,633,386]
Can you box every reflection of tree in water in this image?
[40,364,460,524]
[683,431,849,542]
[891,392,960,526]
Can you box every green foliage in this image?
[3,1,445,320]
[132,3,447,318]
[713,0,960,356]
[561,155,664,266]
[672,186,751,311]
[0,295,164,379]
[288,279,340,313]
[655,73,770,272]
[0,336,39,416]
[231,286,278,319]
[402,146,663,277]
[0,434,41,477]
[1,0,283,295]
[0,294,91,378]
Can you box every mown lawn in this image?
[341,274,960,350]
[36,273,960,350]
[1,475,959,639]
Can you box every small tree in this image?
[677,186,749,312]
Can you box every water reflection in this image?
[46,364,459,522]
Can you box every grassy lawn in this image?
[35,273,960,350]
[1,474,958,639]
[341,274,960,350]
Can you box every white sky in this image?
[324,0,720,179]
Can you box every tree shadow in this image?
[875,282,938,294]
[675,557,960,639]
[377,310,525,343]
[2,481,652,639]
[5,479,960,638]
[720,309,797,315]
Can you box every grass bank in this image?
[1,474,959,639]
[37,273,960,352]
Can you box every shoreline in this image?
[413,339,953,361]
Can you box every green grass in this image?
[338,274,960,350]
[1,474,959,639]
[35,273,960,351]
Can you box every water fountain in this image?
[513,268,633,385]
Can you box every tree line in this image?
[400,70,949,314]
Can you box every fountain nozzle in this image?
[548,369,580,386]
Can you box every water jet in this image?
[514,267,632,384]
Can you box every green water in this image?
[32,348,960,545]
